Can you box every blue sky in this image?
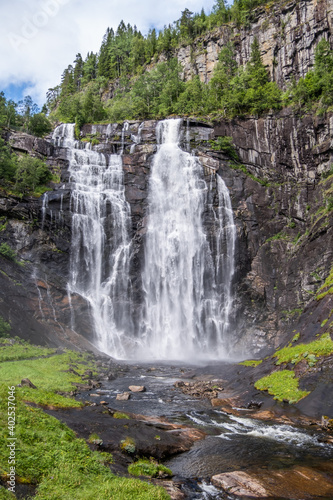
[0,0,216,107]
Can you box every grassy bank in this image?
[0,339,169,499]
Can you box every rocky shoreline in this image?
[43,352,333,500]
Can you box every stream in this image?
[76,361,333,499]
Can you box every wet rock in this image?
[116,392,130,401]
[174,380,224,400]
[72,383,92,391]
[247,400,263,409]
[129,385,146,392]
[152,480,186,500]
[212,471,268,497]
[21,378,37,389]
[211,466,333,499]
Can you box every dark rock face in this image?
[0,115,332,360]
[213,110,333,353]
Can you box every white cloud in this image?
[0,0,216,106]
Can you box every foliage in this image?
[28,113,52,137]
[206,38,282,117]
[254,370,310,403]
[228,161,269,186]
[0,316,11,338]
[113,412,130,419]
[0,243,17,262]
[128,458,172,478]
[316,264,333,300]
[239,359,262,367]
[0,387,168,500]
[52,30,282,124]
[284,39,333,113]
[0,338,55,362]
[14,155,52,195]
[0,92,18,128]
[274,333,333,366]
[0,138,17,183]
[120,437,136,454]
[265,231,288,243]
[209,136,239,160]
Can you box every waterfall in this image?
[52,124,132,357]
[52,120,236,361]
[138,119,236,360]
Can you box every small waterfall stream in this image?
[52,119,236,361]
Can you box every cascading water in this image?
[51,119,236,360]
[52,123,132,357]
[138,119,236,360]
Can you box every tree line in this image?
[0,95,54,196]
[0,94,52,137]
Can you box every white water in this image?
[52,120,236,360]
[187,410,332,448]
[138,119,236,360]
[52,124,132,357]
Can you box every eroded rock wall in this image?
[176,0,333,89]
[213,110,333,353]
[0,115,332,358]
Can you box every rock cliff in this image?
[0,113,332,361]
[176,0,333,89]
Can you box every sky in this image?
[0,0,216,108]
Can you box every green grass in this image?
[238,359,263,367]
[0,339,97,407]
[0,339,55,362]
[228,161,269,186]
[254,370,310,403]
[317,264,333,300]
[0,341,170,499]
[113,412,130,419]
[128,459,172,478]
[265,231,289,243]
[274,333,333,366]
[0,387,169,500]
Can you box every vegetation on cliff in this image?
[0,139,53,197]
[46,0,333,132]
[0,94,52,138]
[50,36,282,127]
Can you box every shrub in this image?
[0,243,17,261]
[128,458,172,478]
[28,113,52,137]
[0,316,11,337]
[15,155,52,194]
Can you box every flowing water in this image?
[52,119,236,361]
[138,119,236,360]
[77,362,333,499]
[52,124,132,357]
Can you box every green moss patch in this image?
[254,370,310,403]
[274,333,333,366]
[317,265,333,300]
[128,459,172,478]
[238,359,263,367]
[113,412,130,420]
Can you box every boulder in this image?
[128,385,146,392]
[116,392,130,401]
[21,378,37,389]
